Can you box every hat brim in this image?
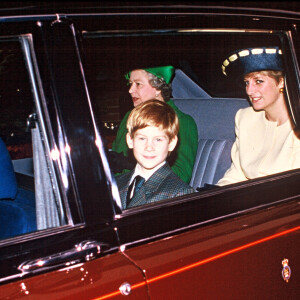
[222,47,283,79]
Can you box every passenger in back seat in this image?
[116,100,195,209]
[217,46,300,186]
[110,65,198,184]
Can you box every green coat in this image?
[112,100,198,183]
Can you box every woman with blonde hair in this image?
[218,47,300,186]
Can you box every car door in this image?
[0,16,148,299]
[76,10,300,299]
[119,184,300,299]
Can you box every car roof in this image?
[0,1,300,18]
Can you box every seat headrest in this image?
[172,69,211,99]
[0,138,17,199]
[172,98,250,140]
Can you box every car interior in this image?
[82,30,283,192]
[0,136,36,239]
[163,68,250,189]
[0,39,66,240]
[0,26,297,239]
[172,96,250,189]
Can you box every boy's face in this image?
[126,126,177,176]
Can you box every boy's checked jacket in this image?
[116,163,195,209]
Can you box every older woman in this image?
[217,46,300,186]
[111,66,198,183]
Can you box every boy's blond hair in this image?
[127,99,179,140]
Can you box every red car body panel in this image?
[124,201,300,299]
[3,206,298,300]
[0,252,148,300]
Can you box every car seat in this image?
[0,138,36,239]
[172,98,250,189]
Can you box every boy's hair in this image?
[127,99,179,140]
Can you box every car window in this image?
[0,38,67,240]
[80,28,299,209]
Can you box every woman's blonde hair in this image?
[127,99,179,140]
[245,70,284,84]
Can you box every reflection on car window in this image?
[81,30,299,207]
[0,39,66,240]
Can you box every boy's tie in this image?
[126,175,145,207]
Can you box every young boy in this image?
[116,99,195,209]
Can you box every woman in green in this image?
[111,65,198,184]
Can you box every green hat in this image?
[125,65,175,84]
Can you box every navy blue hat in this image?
[222,47,283,78]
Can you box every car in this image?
[0,2,300,299]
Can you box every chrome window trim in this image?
[20,35,69,226]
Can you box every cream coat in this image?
[217,107,300,186]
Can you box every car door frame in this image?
[0,16,126,291]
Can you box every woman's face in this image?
[244,71,284,112]
[128,70,161,107]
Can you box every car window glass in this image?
[0,39,67,241]
[80,29,299,209]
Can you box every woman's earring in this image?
[280,88,284,93]
[155,93,159,98]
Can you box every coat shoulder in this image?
[116,171,132,188]
[160,171,195,194]
[237,106,264,128]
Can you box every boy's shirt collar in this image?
[130,161,166,184]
